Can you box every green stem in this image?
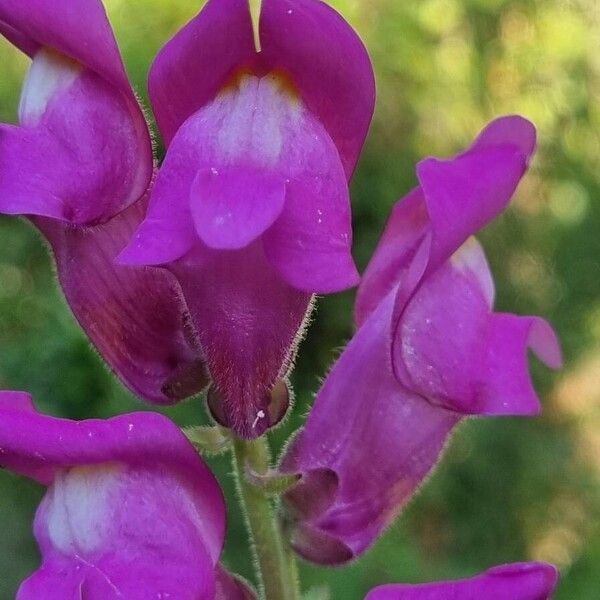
[232,436,301,600]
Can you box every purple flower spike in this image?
[0,390,227,599]
[279,117,561,564]
[120,0,375,438]
[365,562,559,600]
[0,0,208,404]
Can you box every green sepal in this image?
[245,467,301,496]
[184,425,231,454]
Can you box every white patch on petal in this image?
[45,463,122,556]
[19,47,82,126]
[450,236,495,307]
[212,74,301,168]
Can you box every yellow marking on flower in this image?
[219,68,300,104]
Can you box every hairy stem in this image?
[232,436,301,600]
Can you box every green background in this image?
[0,0,599,597]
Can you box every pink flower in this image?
[279,117,562,564]
[119,0,376,437]
[0,390,254,599]
[0,0,208,404]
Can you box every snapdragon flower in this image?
[279,116,562,564]
[0,0,208,404]
[0,390,254,599]
[119,0,376,438]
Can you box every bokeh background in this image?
[0,0,599,597]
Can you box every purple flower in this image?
[0,390,253,599]
[279,116,562,564]
[0,0,208,404]
[365,562,559,600]
[119,0,376,438]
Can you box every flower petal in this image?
[190,166,286,250]
[0,58,151,224]
[415,115,536,275]
[148,0,375,177]
[0,0,132,94]
[34,194,208,405]
[148,0,256,146]
[260,0,375,177]
[392,239,561,416]
[172,242,312,438]
[355,188,429,327]
[126,70,357,283]
[0,391,225,600]
[262,144,358,293]
[365,562,559,600]
[357,116,536,327]
[0,0,152,225]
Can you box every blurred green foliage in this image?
[0,0,599,598]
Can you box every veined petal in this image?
[172,242,312,439]
[0,392,225,600]
[365,562,559,600]
[280,293,460,563]
[393,238,561,416]
[190,166,287,250]
[149,0,256,146]
[35,194,208,405]
[0,0,132,94]
[260,0,376,177]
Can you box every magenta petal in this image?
[355,188,429,327]
[34,194,208,405]
[260,0,375,177]
[470,114,537,157]
[392,239,560,416]
[416,115,535,275]
[191,167,286,250]
[365,562,559,600]
[149,0,256,146]
[357,117,537,327]
[280,294,460,563]
[173,242,311,438]
[0,0,131,94]
[117,214,197,266]
[263,161,358,293]
[0,392,225,600]
[0,67,151,224]
[475,313,562,415]
[0,0,152,225]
